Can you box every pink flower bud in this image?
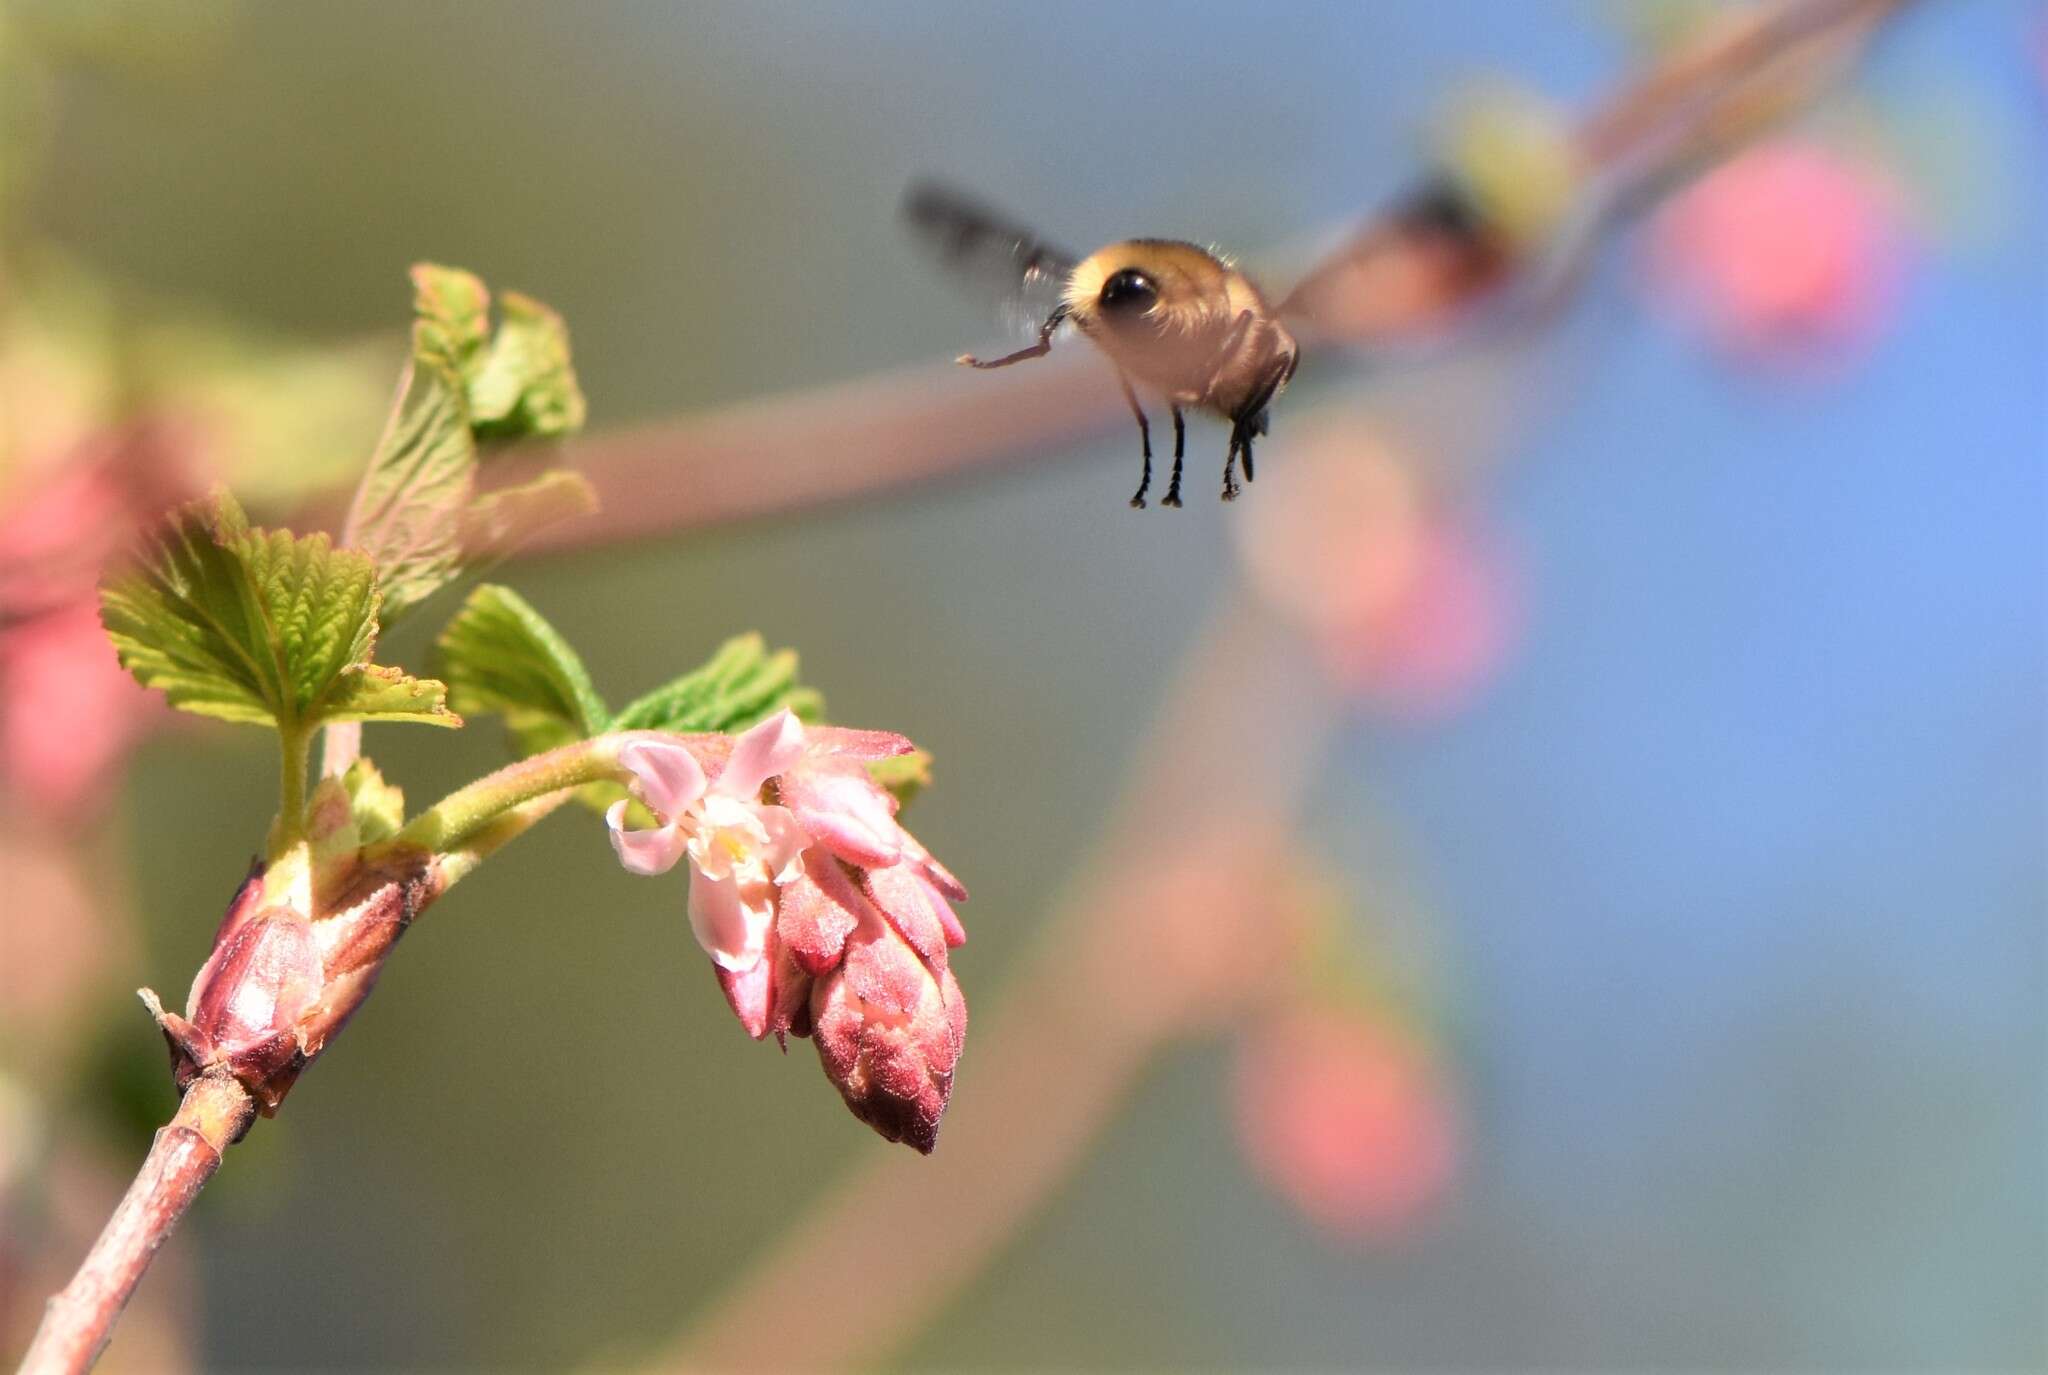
[713,940,812,1043]
[145,844,439,1114]
[145,865,319,1107]
[811,916,967,1156]
[778,756,904,869]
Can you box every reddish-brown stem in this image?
[19,1072,256,1375]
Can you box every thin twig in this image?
[19,1073,255,1375]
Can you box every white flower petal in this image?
[618,738,708,820]
[687,866,774,971]
[606,801,687,876]
[754,804,812,883]
[684,828,735,882]
[718,709,806,800]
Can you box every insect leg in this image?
[1163,406,1186,508]
[1227,352,1294,495]
[959,304,1070,369]
[1119,374,1152,509]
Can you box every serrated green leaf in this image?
[468,292,586,440]
[409,263,491,380]
[99,490,461,734]
[99,494,284,726]
[436,584,609,761]
[344,358,476,622]
[342,265,591,625]
[611,632,825,736]
[324,662,457,724]
[436,602,835,815]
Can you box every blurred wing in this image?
[902,180,1078,332]
[1278,180,1511,347]
[1281,175,1619,362]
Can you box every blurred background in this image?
[1,1,2043,1370]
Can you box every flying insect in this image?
[905,182,1299,509]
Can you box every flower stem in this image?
[397,732,640,856]
[20,1072,256,1375]
[431,792,579,893]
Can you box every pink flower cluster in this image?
[608,711,968,1153]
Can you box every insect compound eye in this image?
[1098,268,1158,315]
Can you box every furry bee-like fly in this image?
[905,182,1300,509]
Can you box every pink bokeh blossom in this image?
[0,422,202,817]
[0,603,164,819]
[1237,423,1517,720]
[1335,519,1515,720]
[1645,140,1908,372]
[1232,1008,1458,1242]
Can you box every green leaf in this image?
[409,263,491,379]
[457,468,598,564]
[99,490,460,734]
[345,359,475,621]
[468,291,586,440]
[341,757,406,844]
[307,756,408,868]
[611,633,825,736]
[342,264,591,624]
[323,663,457,724]
[436,600,831,814]
[436,584,609,758]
